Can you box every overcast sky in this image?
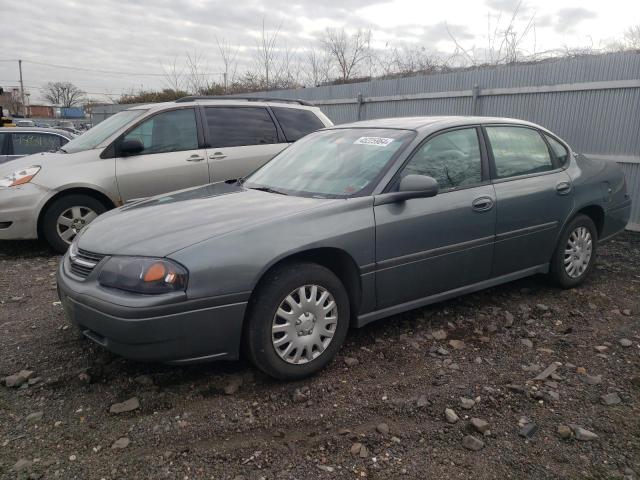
[1,0,637,103]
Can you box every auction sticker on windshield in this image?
[353,137,395,147]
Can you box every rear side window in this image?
[11,133,63,155]
[544,134,570,167]
[486,127,554,179]
[401,128,482,189]
[205,107,278,148]
[271,107,325,142]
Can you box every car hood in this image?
[77,182,335,256]
[0,149,98,176]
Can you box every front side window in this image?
[245,128,415,198]
[205,107,278,148]
[486,127,553,179]
[545,134,570,167]
[400,128,482,189]
[11,133,63,156]
[271,107,325,142]
[122,108,197,155]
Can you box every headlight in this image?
[98,257,188,294]
[0,166,41,187]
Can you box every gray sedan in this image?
[0,127,74,164]
[57,116,631,380]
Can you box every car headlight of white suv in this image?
[0,166,41,187]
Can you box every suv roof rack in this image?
[174,95,314,107]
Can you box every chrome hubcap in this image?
[56,206,98,244]
[564,226,593,278]
[272,284,338,365]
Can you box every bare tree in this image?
[322,28,371,81]
[623,25,640,49]
[43,82,85,107]
[254,18,282,89]
[162,56,185,92]
[216,36,239,92]
[185,50,214,94]
[303,45,333,86]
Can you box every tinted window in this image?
[11,133,63,155]
[123,109,197,155]
[205,107,278,148]
[486,127,553,178]
[271,107,325,142]
[545,134,570,167]
[401,128,482,189]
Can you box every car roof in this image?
[331,116,542,132]
[128,98,322,113]
[2,127,75,137]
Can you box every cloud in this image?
[554,7,598,33]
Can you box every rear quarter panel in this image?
[565,153,631,238]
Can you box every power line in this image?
[19,59,224,77]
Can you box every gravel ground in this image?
[0,234,639,480]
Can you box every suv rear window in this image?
[204,107,278,148]
[11,132,64,156]
[271,107,325,142]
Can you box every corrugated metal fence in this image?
[92,52,640,229]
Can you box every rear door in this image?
[485,125,574,276]
[115,107,209,201]
[202,106,287,181]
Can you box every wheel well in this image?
[576,205,605,237]
[37,188,116,238]
[249,248,363,326]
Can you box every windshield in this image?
[245,128,415,198]
[62,109,146,153]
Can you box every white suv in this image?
[0,97,333,252]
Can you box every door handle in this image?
[186,154,204,162]
[208,152,227,160]
[472,196,494,212]
[556,181,572,195]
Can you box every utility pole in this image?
[18,59,26,117]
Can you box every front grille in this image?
[69,248,106,279]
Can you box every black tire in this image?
[550,214,598,288]
[244,262,350,380]
[42,194,108,253]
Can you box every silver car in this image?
[0,127,74,164]
[0,97,332,252]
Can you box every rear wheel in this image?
[42,194,107,253]
[550,214,598,288]
[244,262,350,380]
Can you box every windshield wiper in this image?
[58,147,68,153]
[247,186,288,196]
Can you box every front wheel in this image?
[244,262,350,380]
[42,194,107,253]
[550,214,598,288]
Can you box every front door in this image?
[202,106,288,182]
[484,125,574,276]
[115,108,209,201]
[375,127,496,309]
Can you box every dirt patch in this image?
[0,234,639,479]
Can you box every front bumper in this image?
[57,255,248,363]
[0,183,51,240]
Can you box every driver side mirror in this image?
[374,174,439,206]
[119,138,144,156]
